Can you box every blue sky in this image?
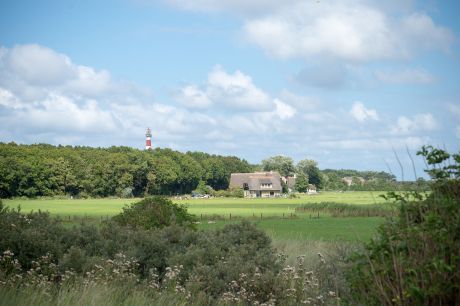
[1,0,459,178]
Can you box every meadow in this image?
[3,191,387,217]
[4,191,388,242]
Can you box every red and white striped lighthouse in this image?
[145,128,152,150]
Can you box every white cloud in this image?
[164,0,454,62]
[375,68,435,84]
[0,88,21,109]
[207,66,272,110]
[350,102,379,122]
[391,113,438,135]
[176,65,273,111]
[273,98,296,119]
[1,91,117,134]
[0,44,114,101]
[242,1,453,62]
[176,85,213,109]
[2,44,75,86]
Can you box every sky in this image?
[1,0,459,178]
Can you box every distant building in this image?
[286,175,296,193]
[230,172,282,198]
[307,184,317,194]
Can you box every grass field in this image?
[3,191,388,217]
[3,192,388,242]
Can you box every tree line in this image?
[0,143,427,198]
[0,143,254,198]
[260,155,428,192]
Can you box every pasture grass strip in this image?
[296,202,398,217]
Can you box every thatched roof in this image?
[230,172,282,191]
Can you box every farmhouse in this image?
[230,171,282,198]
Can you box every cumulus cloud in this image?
[350,102,379,122]
[176,85,213,109]
[0,44,219,146]
[163,0,453,62]
[176,65,273,111]
[0,89,118,135]
[0,44,113,101]
[391,113,438,135]
[375,68,435,84]
[241,1,453,62]
[0,44,307,149]
[273,99,296,119]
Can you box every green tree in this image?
[297,159,323,188]
[261,155,295,177]
[294,173,309,192]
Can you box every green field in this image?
[3,192,388,241]
[3,191,387,217]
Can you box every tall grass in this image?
[0,283,194,306]
[295,202,397,217]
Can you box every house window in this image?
[260,183,272,188]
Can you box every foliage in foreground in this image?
[346,146,460,305]
[0,197,340,305]
[112,196,196,229]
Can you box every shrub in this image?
[346,146,460,305]
[112,196,196,230]
[0,203,66,270]
[212,187,244,198]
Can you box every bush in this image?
[346,146,460,305]
[212,187,244,198]
[112,196,196,230]
[0,203,66,270]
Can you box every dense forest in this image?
[0,143,424,198]
[0,143,254,198]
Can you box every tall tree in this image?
[294,173,309,193]
[297,159,323,188]
[261,155,295,177]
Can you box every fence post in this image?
[283,213,284,219]
[230,213,232,220]
[260,213,262,219]
[317,211,319,219]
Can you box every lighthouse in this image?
[145,128,152,150]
